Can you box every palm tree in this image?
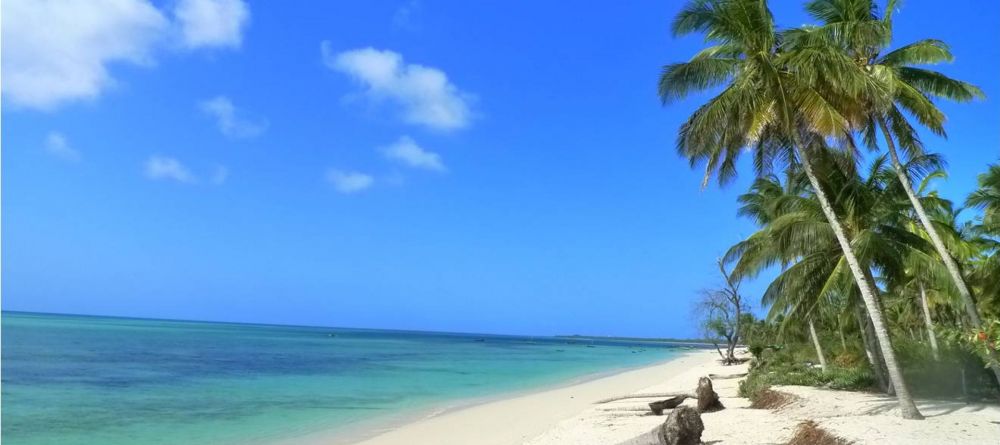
[660,0,922,418]
[727,154,935,392]
[967,164,1000,234]
[797,0,996,384]
[893,165,967,361]
[967,165,1000,313]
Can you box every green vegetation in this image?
[661,0,1000,419]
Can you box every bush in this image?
[738,360,875,401]
[825,366,875,390]
[832,350,864,368]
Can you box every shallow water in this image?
[1,311,687,445]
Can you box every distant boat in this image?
[474,338,486,342]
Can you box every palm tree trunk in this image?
[918,283,940,361]
[809,317,828,372]
[855,304,892,394]
[797,147,923,419]
[878,119,1000,387]
[839,324,847,353]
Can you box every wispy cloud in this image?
[381,136,445,172]
[211,165,229,185]
[173,0,250,49]
[199,96,268,138]
[144,156,197,183]
[44,132,82,162]
[392,0,421,31]
[326,169,374,194]
[2,0,250,110]
[322,44,473,130]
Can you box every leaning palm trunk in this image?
[808,317,828,372]
[797,147,923,419]
[855,304,892,394]
[918,283,940,361]
[879,119,1000,387]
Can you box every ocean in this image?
[1,311,690,445]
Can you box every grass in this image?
[785,421,853,445]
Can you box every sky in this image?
[2,0,999,338]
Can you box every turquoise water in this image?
[1,312,688,445]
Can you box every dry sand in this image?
[332,349,999,445]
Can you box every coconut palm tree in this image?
[967,165,1000,313]
[660,0,923,418]
[796,0,996,384]
[727,153,936,391]
[967,164,1000,234]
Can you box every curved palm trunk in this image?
[878,119,1000,386]
[808,317,828,372]
[918,283,940,361]
[797,147,923,419]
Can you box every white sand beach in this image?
[337,349,1000,445]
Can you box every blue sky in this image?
[3,0,998,337]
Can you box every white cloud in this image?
[44,132,82,162]
[2,0,167,110]
[2,0,250,111]
[144,156,197,183]
[199,96,267,138]
[322,44,472,130]
[382,136,445,172]
[326,169,374,194]
[173,0,249,49]
[211,166,229,184]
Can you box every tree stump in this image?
[616,405,704,445]
[696,376,724,413]
[649,395,688,415]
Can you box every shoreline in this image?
[269,350,717,445]
[277,348,1000,445]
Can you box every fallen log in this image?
[707,372,748,380]
[615,405,703,445]
[596,391,694,404]
[648,395,688,415]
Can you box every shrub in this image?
[832,350,864,368]
[738,360,875,401]
[825,367,875,390]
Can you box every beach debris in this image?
[707,372,747,380]
[696,376,724,413]
[596,391,694,404]
[615,405,704,445]
[785,420,852,445]
[648,395,688,415]
[749,388,798,410]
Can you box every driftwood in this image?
[599,407,656,413]
[596,391,694,404]
[615,406,704,445]
[649,395,688,415]
[707,372,748,380]
[696,377,724,413]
